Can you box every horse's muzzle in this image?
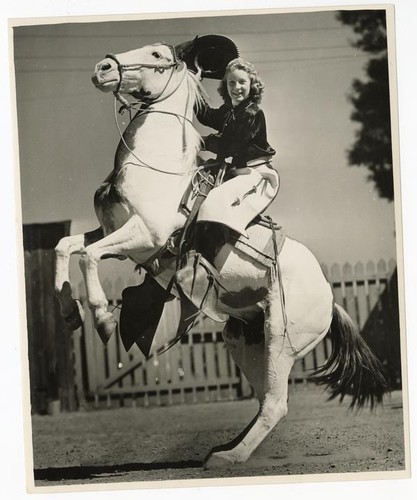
[91,58,120,92]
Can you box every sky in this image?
[13,8,399,270]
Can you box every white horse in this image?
[54,41,387,468]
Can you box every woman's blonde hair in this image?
[218,58,265,104]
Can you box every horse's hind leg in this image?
[222,320,266,401]
[55,227,103,329]
[205,287,295,467]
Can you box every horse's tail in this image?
[311,303,389,408]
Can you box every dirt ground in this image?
[30,387,406,488]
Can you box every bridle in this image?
[105,44,181,108]
[105,43,200,177]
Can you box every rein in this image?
[110,49,199,177]
[113,98,196,177]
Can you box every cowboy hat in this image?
[175,34,239,79]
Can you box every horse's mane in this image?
[182,70,208,169]
[187,70,209,111]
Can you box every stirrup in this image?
[174,251,228,323]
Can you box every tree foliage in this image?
[337,10,393,201]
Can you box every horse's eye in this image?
[152,51,161,59]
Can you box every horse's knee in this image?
[78,248,99,271]
[56,235,86,265]
[55,236,68,252]
[55,237,72,261]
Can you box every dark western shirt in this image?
[196,99,276,167]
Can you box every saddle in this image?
[119,161,285,356]
[173,221,285,323]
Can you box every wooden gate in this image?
[70,258,400,409]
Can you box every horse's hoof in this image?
[96,313,117,344]
[203,450,239,469]
[64,300,85,330]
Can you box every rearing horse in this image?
[55,42,203,338]
[54,39,387,468]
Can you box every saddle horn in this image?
[175,34,239,79]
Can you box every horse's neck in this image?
[116,73,198,173]
[109,72,200,248]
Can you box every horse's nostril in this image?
[100,62,112,72]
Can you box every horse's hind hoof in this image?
[96,313,117,344]
[203,450,240,469]
[64,299,85,330]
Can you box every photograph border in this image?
[5,2,412,497]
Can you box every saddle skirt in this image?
[174,222,286,323]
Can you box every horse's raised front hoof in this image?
[64,299,85,330]
[96,312,117,344]
[203,450,242,469]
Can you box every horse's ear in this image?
[175,34,239,80]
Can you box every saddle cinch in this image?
[119,160,285,357]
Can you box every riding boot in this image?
[193,222,228,266]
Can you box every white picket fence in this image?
[70,258,396,408]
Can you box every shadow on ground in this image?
[34,460,203,482]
